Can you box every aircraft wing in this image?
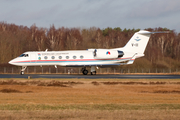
[126,53,138,65]
[65,63,123,67]
[65,53,139,67]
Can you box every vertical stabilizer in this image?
[123,30,152,54]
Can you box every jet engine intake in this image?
[118,51,124,58]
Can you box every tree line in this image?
[0,22,180,69]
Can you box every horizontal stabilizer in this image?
[137,30,169,35]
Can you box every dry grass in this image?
[0,78,180,119]
[0,110,180,120]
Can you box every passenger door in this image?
[30,53,37,64]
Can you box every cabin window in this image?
[73,56,76,59]
[59,56,62,59]
[44,56,48,59]
[80,55,84,59]
[51,56,55,59]
[66,56,69,59]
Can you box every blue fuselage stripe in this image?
[17,59,129,64]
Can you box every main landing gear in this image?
[20,66,27,75]
[81,66,97,75]
[81,67,88,75]
[90,66,96,75]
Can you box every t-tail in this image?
[114,30,168,64]
[125,30,152,64]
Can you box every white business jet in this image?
[8,30,165,75]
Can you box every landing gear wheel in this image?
[20,71,24,75]
[83,70,88,75]
[91,71,96,75]
[20,66,27,75]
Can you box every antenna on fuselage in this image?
[45,49,48,52]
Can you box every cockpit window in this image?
[19,54,29,57]
[19,54,25,57]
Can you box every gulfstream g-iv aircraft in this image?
[8,30,166,75]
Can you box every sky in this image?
[0,0,180,32]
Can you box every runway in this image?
[0,74,180,79]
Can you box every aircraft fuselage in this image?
[9,49,135,67]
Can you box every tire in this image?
[83,70,88,75]
[20,71,24,75]
[91,71,96,75]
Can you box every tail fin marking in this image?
[123,30,152,54]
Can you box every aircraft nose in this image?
[8,59,15,65]
[8,60,13,65]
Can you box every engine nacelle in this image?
[93,49,124,59]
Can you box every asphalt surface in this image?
[0,74,180,79]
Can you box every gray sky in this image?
[1,0,180,32]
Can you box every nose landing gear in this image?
[20,66,27,75]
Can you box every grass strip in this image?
[0,104,180,111]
